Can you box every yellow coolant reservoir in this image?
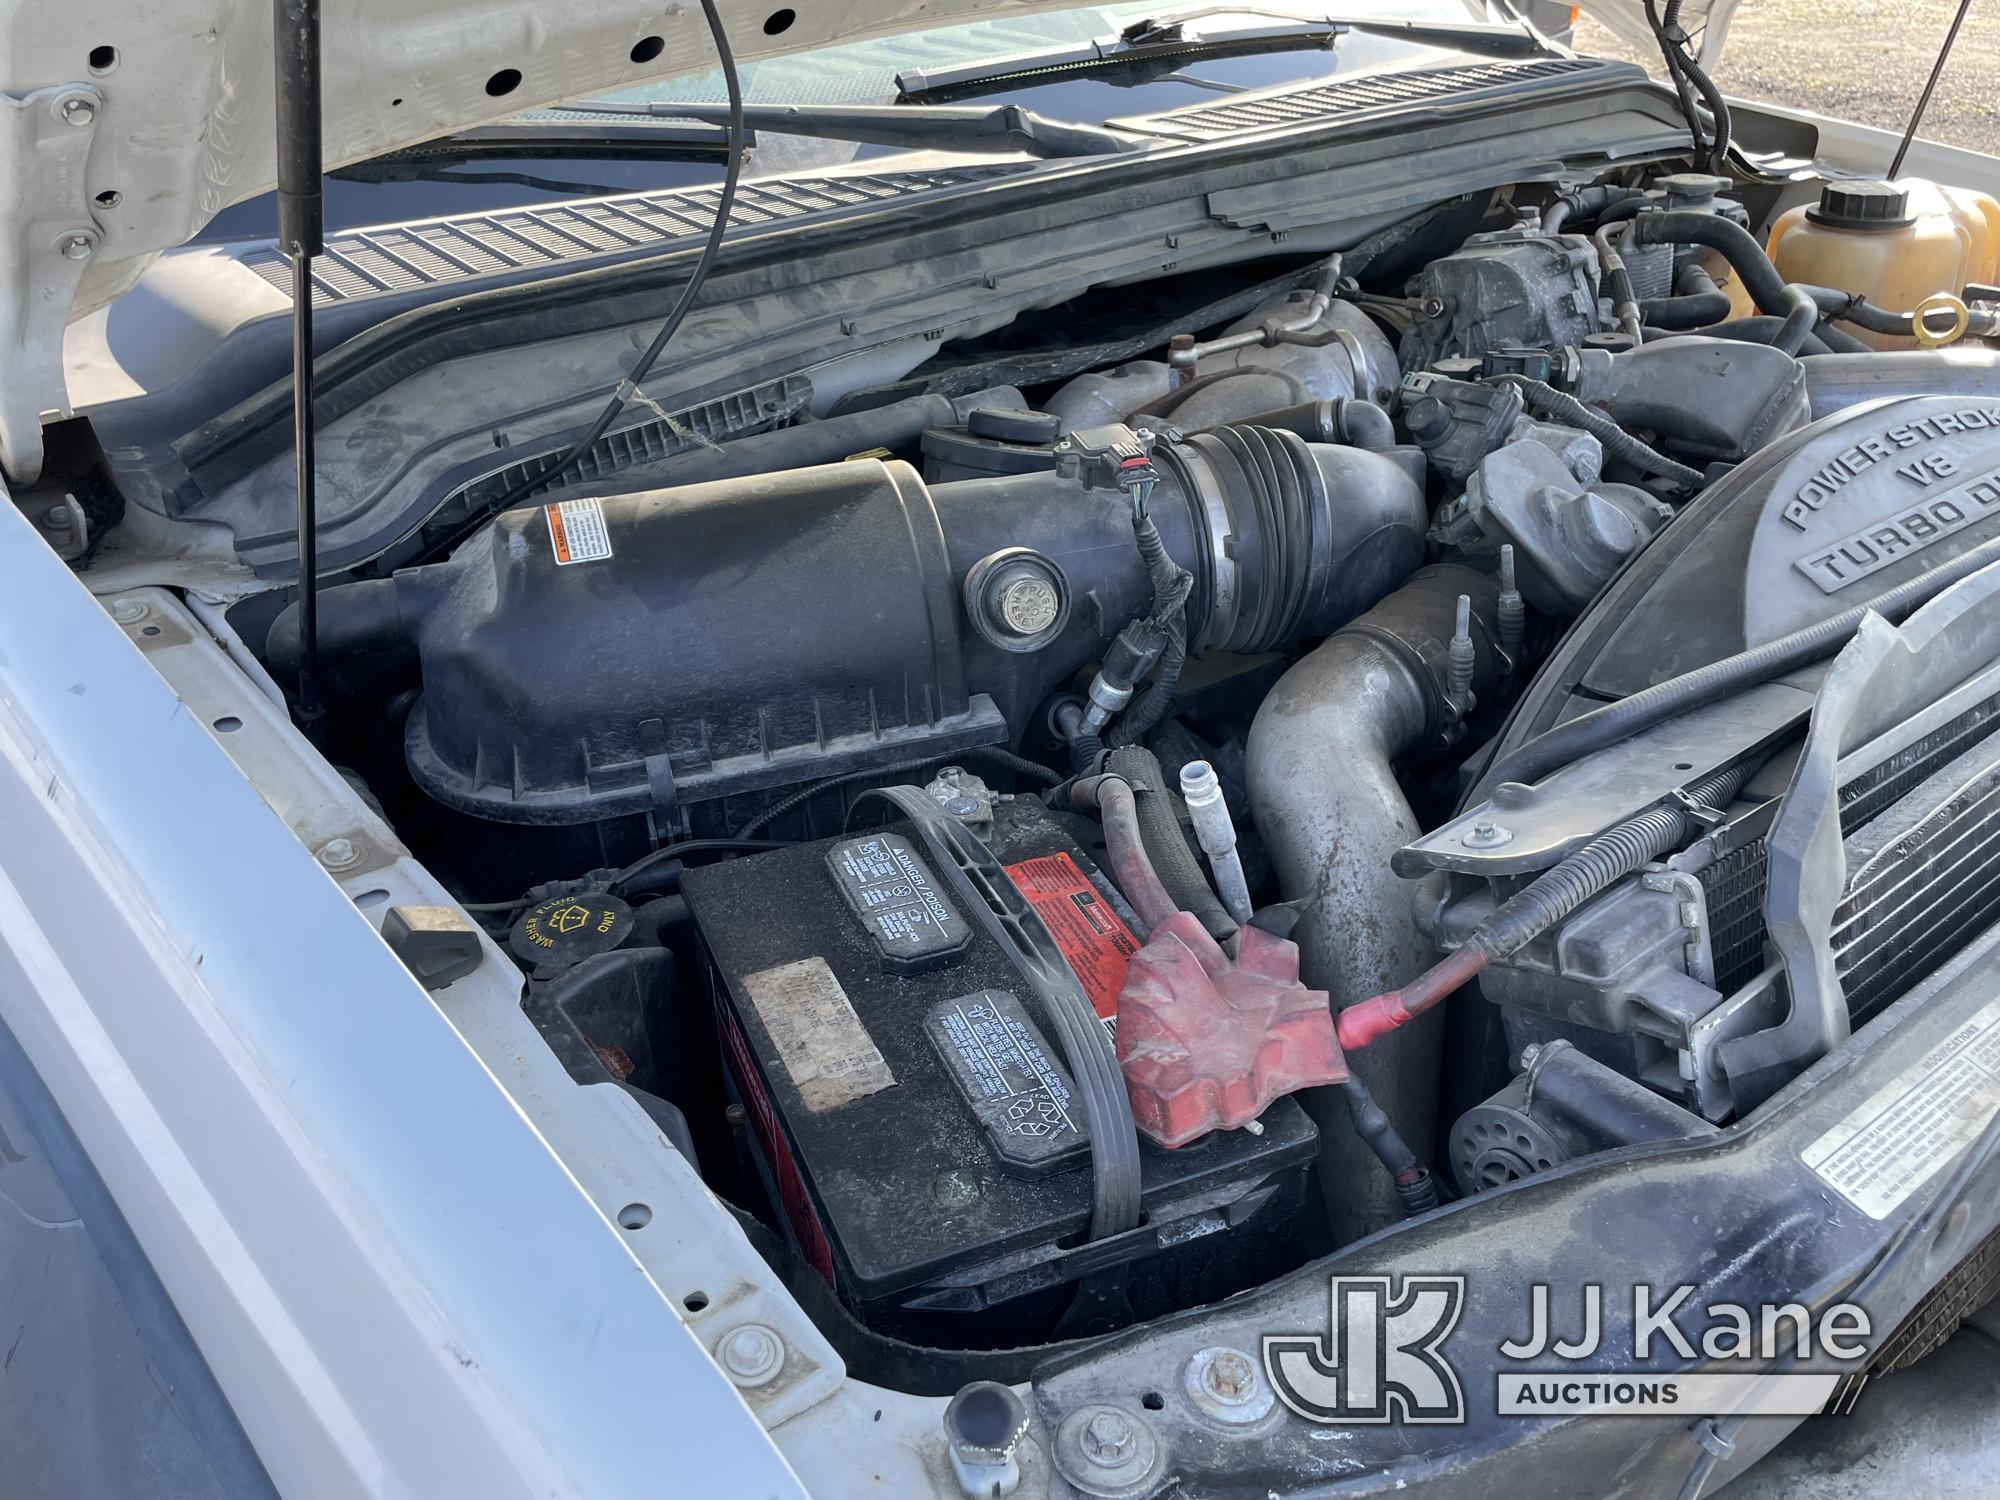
[1766,178,2000,348]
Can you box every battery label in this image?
[544,496,613,564]
[741,956,897,1112]
[827,833,972,972]
[1003,851,1141,1039]
[926,990,1089,1175]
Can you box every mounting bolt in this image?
[1183,1346,1275,1424]
[1079,1410,1136,1465]
[717,1323,784,1388]
[1421,294,1448,320]
[108,597,148,624]
[316,837,360,871]
[1056,1404,1158,1492]
[1460,818,1512,850]
[58,231,97,261]
[59,95,97,127]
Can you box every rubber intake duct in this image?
[269,423,1427,835]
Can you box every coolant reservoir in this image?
[1767,179,2000,348]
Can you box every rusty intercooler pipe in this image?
[1245,564,1503,1241]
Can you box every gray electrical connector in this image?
[1178,760,1254,924]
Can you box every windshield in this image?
[193,0,1525,243]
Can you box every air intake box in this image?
[680,797,1317,1346]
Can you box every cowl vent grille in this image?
[1115,58,1607,141]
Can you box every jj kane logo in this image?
[1260,1276,1872,1426]
[1263,1275,1466,1424]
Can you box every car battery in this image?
[681,795,1317,1340]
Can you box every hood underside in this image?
[0,0,1730,481]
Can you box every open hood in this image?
[0,0,1730,481]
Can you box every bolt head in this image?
[60,96,96,126]
[1183,1346,1275,1424]
[718,1323,784,1387]
[316,837,359,870]
[59,233,96,261]
[1080,1410,1135,1463]
[1203,1350,1254,1400]
[109,597,148,624]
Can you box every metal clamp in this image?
[1913,290,1971,349]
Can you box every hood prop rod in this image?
[275,0,324,727]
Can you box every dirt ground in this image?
[1573,1,2000,156]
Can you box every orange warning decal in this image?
[544,496,613,565]
[546,502,575,563]
[1004,851,1140,1025]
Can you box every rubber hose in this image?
[1628,213,1938,339]
[1067,730,1107,776]
[1639,266,1732,329]
[1665,315,1840,355]
[1085,776,1181,933]
[1476,762,1749,957]
[1641,289,1734,329]
[1495,375,1708,489]
[1487,528,2000,789]
[1541,184,1646,234]
[1594,196,1649,229]
[1105,746,1236,939]
[1769,284,1820,357]
[1228,397,1395,451]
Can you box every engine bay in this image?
[60,145,2000,1386]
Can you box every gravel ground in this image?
[1574,2,2000,156]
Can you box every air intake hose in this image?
[1246,563,1503,1240]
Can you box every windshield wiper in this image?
[338,120,753,179]
[553,99,1144,159]
[894,8,1548,99]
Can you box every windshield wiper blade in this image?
[558,99,1144,159]
[894,8,1545,98]
[342,120,752,177]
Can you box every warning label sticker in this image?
[742,956,897,1112]
[544,496,613,565]
[926,989,1087,1174]
[1003,851,1141,1040]
[1802,996,2000,1219]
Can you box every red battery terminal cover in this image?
[1114,912,1348,1148]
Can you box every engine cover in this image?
[1493,394,2000,749]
